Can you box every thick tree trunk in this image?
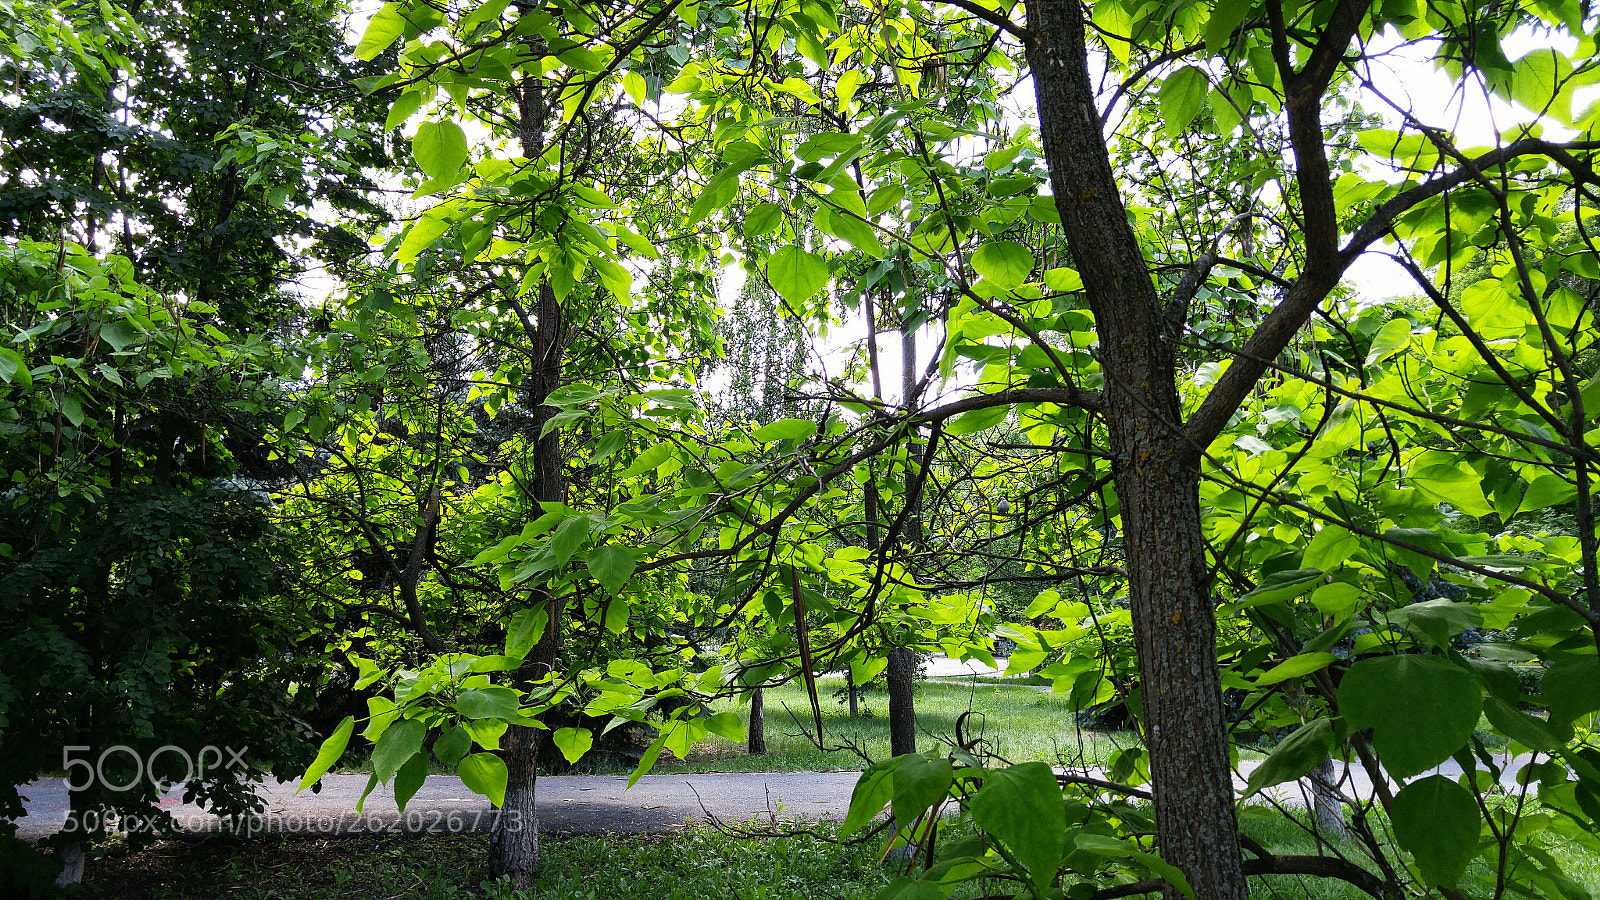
[886,647,918,757]
[1023,3,1245,899]
[748,687,766,754]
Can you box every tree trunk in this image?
[848,682,859,717]
[1308,755,1347,838]
[885,306,919,758]
[487,70,566,890]
[886,647,918,757]
[490,270,565,886]
[1023,3,1245,898]
[748,687,766,755]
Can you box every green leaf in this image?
[1241,718,1333,800]
[1364,317,1412,367]
[970,240,1032,290]
[891,754,953,824]
[1073,834,1196,900]
[619,441,674,479]
[1204,0,1252,54]
[394,750,428,813]
[99,321,138,351]
[1408,453,1492,517]
[1303,525,1360,571]
[459,752,509,806]
[0,348,31,389]
[299,715,354,791]
[60,395,84,428]
[386,90,423,131]
[754,418,816,442]
[372,717,426,784]
[398,208,452,264]
[558,46,606,72]
[462,0,512,30]
[837,68,863,109]
[413,120,469,181]
[947,404,1008,436]
[455,686,521,721]
[433,725,471,766]
[745,202,784,238]
[687,171,741,224]
[355,3,406,60]
[1386,600,1483,652]
[586,545,637,596]
[1254,652,1336,687]
[841,759,896,836]
[1391,775,1482,887]
[504,607,547,658]
[549,515,591,569]
[592,257,632,298]
[968,762,1064,887]
[1043,267,1082,292]
[1340,655,1482,778]
[1544,656,1600,725]
[1159,66,1209,137]
[552,727,594,763]
[356,771,382,814]
[613,224,658,258]
[1483,696,1561,750]
[1236,568,1323,607]
[816,207,886,257]
[707,710,746,741]
[766,245,829,305]
[1091,0,1133,65]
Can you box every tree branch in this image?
[942,0,1029,40]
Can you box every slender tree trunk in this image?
[885,306,919,758]
[848,682,859,717]
[487,72,566,891]
[748,687,766,755]
[1023,3,1245,898]
[1308,756,1347,838]
[490,276,565,888]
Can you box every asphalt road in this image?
[10,750,1545,844]
[8,770,863,842]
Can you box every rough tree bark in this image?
[748,687,767,754]
[1022,2,1244,897]
[489,75,565,889]
[489,274,566,889]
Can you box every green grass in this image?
[80,828,893,900]
[607,676,1140,775]
[81,812,1600,900]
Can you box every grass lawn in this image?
[80,829,892,900]
[326,676,1136,778]
[79,814,1600,900]
[621,675,1139,775]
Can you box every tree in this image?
[0,0,391,890]
[324,1,1600,898]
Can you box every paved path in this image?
[11,749,1548,844]
[9,771,862,842]
[921,654,1007,678]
